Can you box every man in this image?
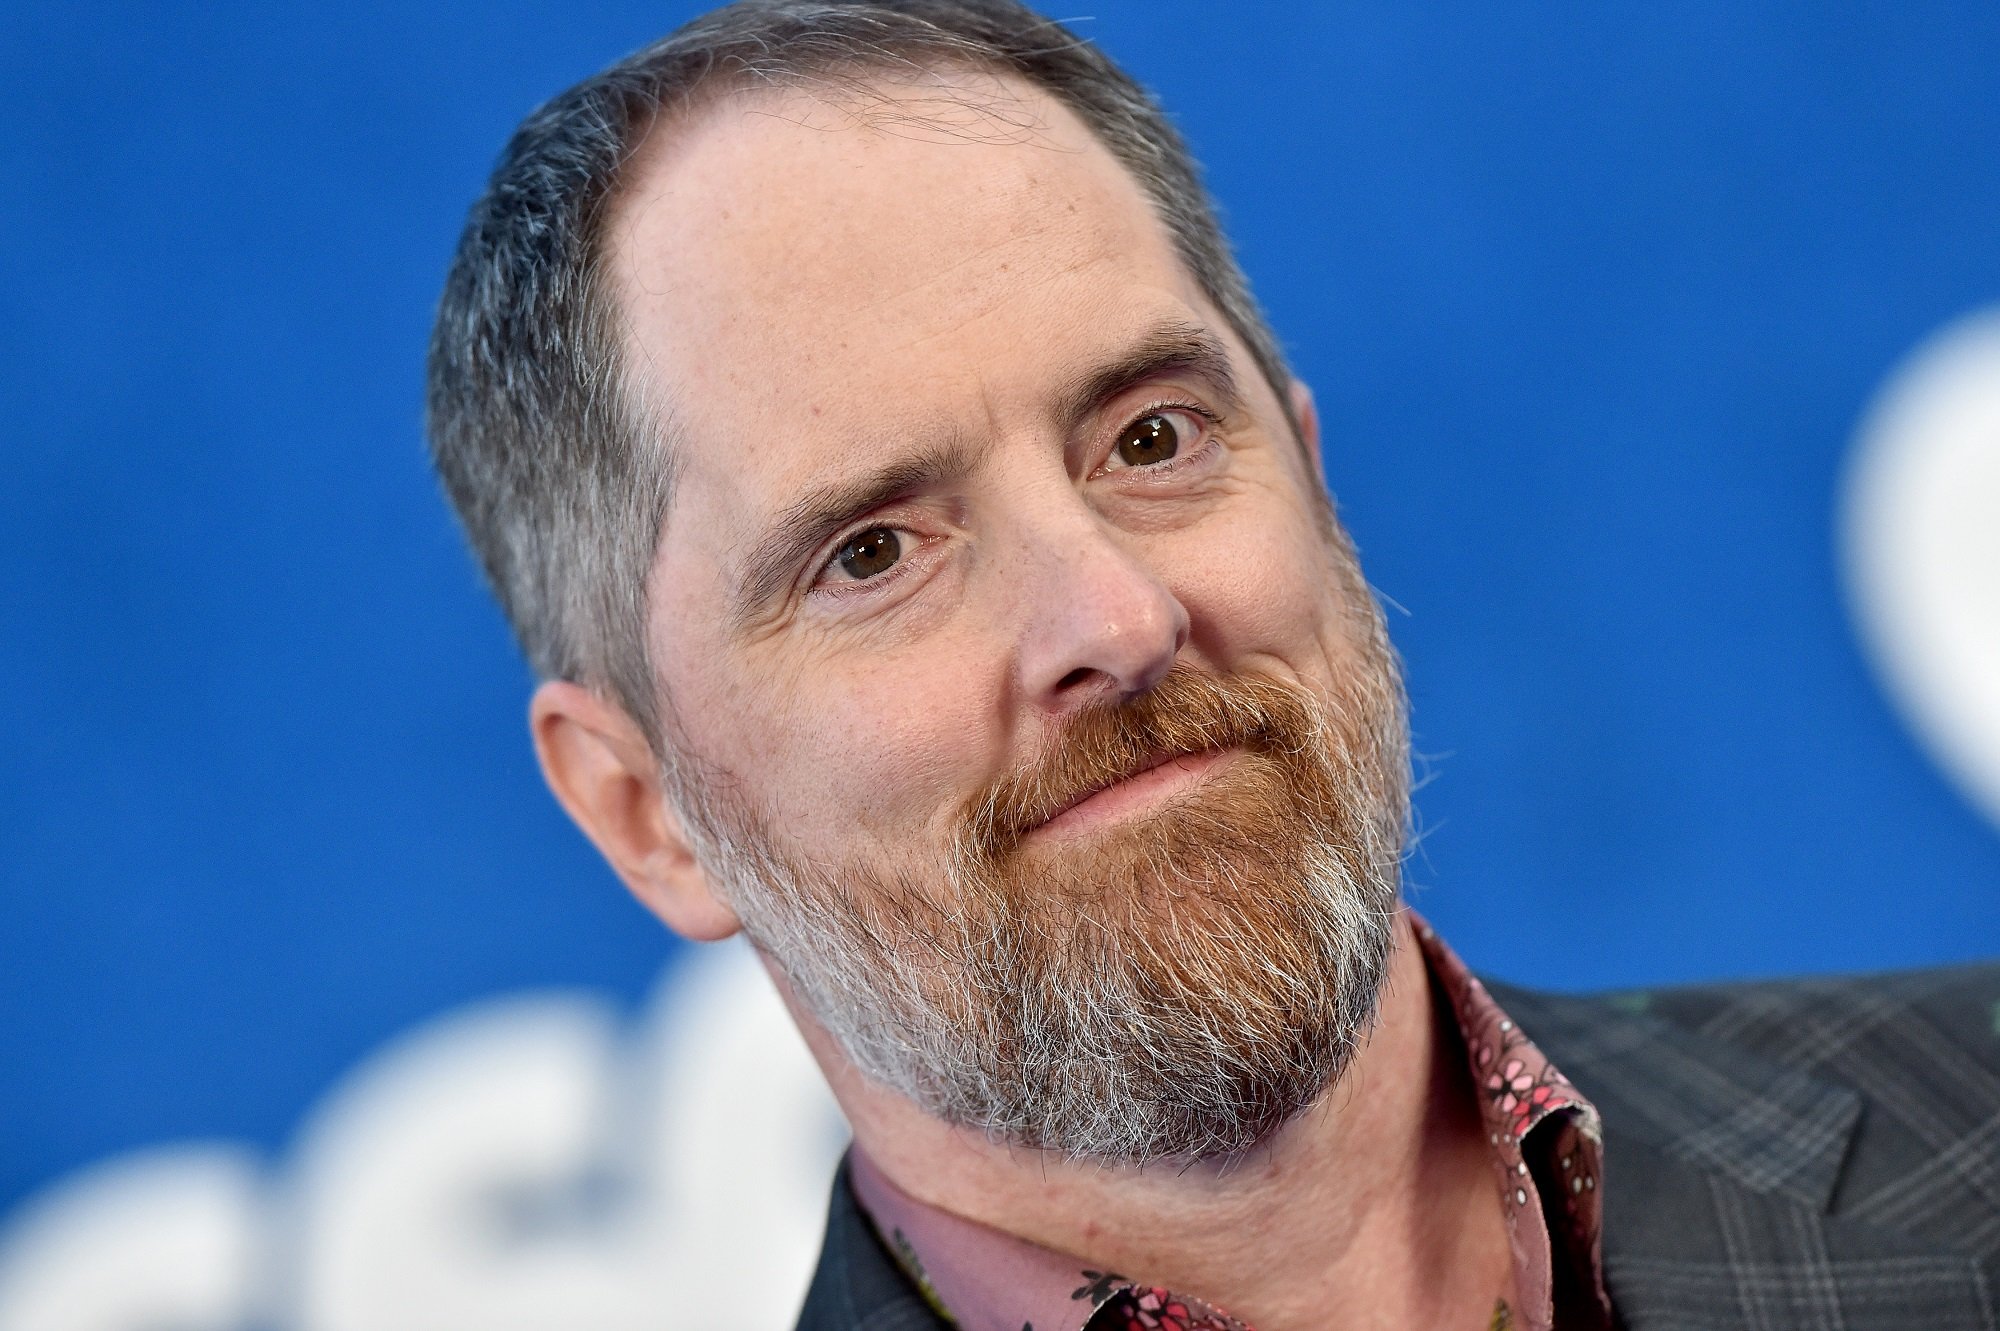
[425,2,2000,1327]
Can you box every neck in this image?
[788,910,1515,1331]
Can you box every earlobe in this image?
[528,680,742,943]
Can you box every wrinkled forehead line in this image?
[600,60,1138,366]
[603,60,1083,315]
[597,60,1194,502]
[603,64,1089,397]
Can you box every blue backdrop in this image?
[4,0,1998,1312]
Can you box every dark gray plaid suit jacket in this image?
[795,962,2000,1330]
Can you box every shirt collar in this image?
[849,909,1610,1331]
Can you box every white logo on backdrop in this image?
[0,941,847,1331]
[5,304,1998,1331]
[1842,305,2000,830]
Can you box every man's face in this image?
[605,71,1407,1159]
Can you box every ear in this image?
[1288,378,1327,487]
[529,680,741,942]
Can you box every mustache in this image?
[957,667,1321,857]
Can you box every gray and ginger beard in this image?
[669,624,1410,1163]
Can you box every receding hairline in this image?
[427,1,1311,762]
[591,61,1301,541]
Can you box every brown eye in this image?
[835,527,902,580]
[1115,412,1183,468]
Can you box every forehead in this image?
[604,69,1211,498]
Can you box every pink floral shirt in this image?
[849,911,1613,1331]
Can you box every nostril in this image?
[1055,666,1095,693]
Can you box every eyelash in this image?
[1098,399,1224,478]
[810,527,935,601]
[809,399,1225,595]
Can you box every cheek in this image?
[653,533,1002,851]
[1167,482,1351,666]
[787,668,979,837]
[672,629,986,846]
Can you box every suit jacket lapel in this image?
[796,1158,949,1331]
[1491,981,1994,1331]
[796,980,1999,1331]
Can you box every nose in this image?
[1013,514,1190,713]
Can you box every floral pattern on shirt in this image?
[1418,916,1610,1330]
[1087,1280,1247,1331]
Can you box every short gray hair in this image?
[427,0,1296,751]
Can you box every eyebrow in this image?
[727,318,1244,628]
[731,435,980,629]
[1050,318,1242,441]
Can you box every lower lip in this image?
[1030,749,1231,841]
